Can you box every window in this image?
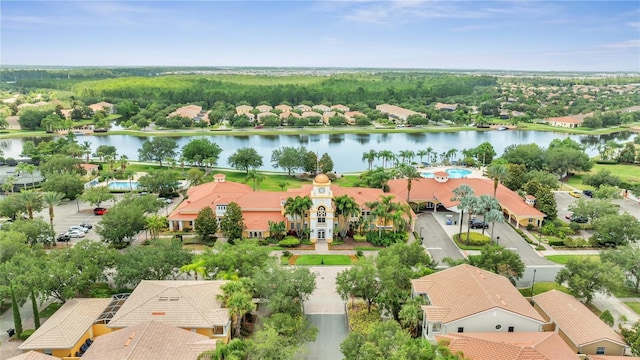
[457,327,464,333]
[317,206,326,224]
[508,326,514,333]
[431,323,441,333]
[596,347,605,355]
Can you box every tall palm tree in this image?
[476,194,500,235]
[119,155,129,171]
[446,148,458,163]
[284,196,312,234]
[180,259,208,280]
[18,190,43,220]
[145,215,167,240]
[377,150,394,168]
[425,146,434,165]
[16,163,37,189]
[459,195,481,242]
[485,208,505,243]
[486,163,508,198]
[245,169,265,191]
[81,141,92,163]
[398,164,421,203]
[362,150,377,171]
[366,194,402,235]
[451,184,475,235]
[416,149,428,165]
[2,175,15,194]
[334,195,360,238]
[42,191,64,234]
[218,281,254,339]
[398,150,415,164]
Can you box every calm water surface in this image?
[0,130,635,173]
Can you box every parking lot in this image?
[554,190,640,223]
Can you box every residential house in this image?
[301,111,322,119]
[235,105,253,115]
[331,104,350,112]
[279,111,301,121]
[167,174,414,243]
[436,332,579,360]
[79,163,99,176]
[89,102,114,114]
[532,290,628,356]
[344,111,367,125]
[322,111,347,125]
[169,105,203,120]
[312,104,331,113]
[295,104,312,112]
[18,298,112,358]
[7,352,58,360]
[435,103,458,112]
[542,116,583,128]
[108,280,231,343]
[387,173,546,229]
[376,104,425,122]
[275,104,293,112]
[81,320,217,360]
[412,264,546,341]
[256,112,278,121]
[255,104,273,113]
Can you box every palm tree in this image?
[377,150,394,168]
[416,149,428,165]
[398,164,421,203]
[145,215,167,240]
[180,259,208,280]
[398,150,414,164]
[81,141,92,163]
[18,190,42,219]
[486,163,508,198]
[485,208,505,244]
[245,169,264,191]
[16,163,37,189]
[446,148,458,163]
[459,195,481,242]
[451,184,474,235]
[218,281,254,339]
[366,194,402,235]
[203,338,247,360]
[42,192,64,234]
[334,195,360,238]
[124,169,135,191]
[425,146,434,165]
[119,155,129,171]
[476,194,500,235]
[284,196,313,234]
[2,175,15,194]
[362,150,377,170]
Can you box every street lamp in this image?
[419,227,424,245]
[530,269,537,297]
[496,236,500,247]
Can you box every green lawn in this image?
[294,254,355,265]
[39,302,62,318]
[625,302,640,315]
[591,163,640,182]
[519,282,571,297]
[354,246,382,251]
[612,285,640,298]
[544,255,600,265]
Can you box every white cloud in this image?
[601,40,640,49]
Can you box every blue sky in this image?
[1,1,639,71]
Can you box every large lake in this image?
[0,130,636,173]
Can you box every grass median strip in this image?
[292,254,356,265]
[544,254,600,264]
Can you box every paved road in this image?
[490,222,555,266]
[304,266,348,360]
[416,213,465,265]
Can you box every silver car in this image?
[69,225,89,233]
[65,230,85,238]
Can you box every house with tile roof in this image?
[255,104,273,113]
[541,116,583,128]
[89,102,114,114]
[18,298,111,358]
[588,356,640,360]
[435,103,458,112]
[376,104,425,122]
[275,104,293,112]
[82,320,217,360]
[532,290,628,356]
[301,111,322,118]
[256,112,278,121]
[387,173,545,229]
[322,111,347,125]
[235,105,253,115]
[412,265,546,341]
[436,332,579,360]
[279,111,301,121]
[344,111,367,125]
[108,280,231,343]
[312,104,331,113]
[169,105,203,120]
[331,104,350,112]
[167,174,413,243]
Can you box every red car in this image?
[93,207,108,215]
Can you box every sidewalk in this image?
[1,297,53,359]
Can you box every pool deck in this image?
[417,165,485,179]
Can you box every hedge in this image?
[278,237,301,248]
[548,239,565,247]
[19,329,35,340]
[455,232,490,246]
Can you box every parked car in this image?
[93,207,108,215]
[56,233,70,242]
[81,221,93,229]
[69,225,89,233]
[583,190,594,197]
[469,219,489,229]
[569,191,582,198]
[570,215,588,223]
[65,230,85,238]
[159,197,172,204]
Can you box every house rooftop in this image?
[82,320,216,360]
[108,280,229,329]
[7,352,58,360]
[412,264,545,324]
[532,290,627,348]
[18,298,111,351]
[437,332,579,360]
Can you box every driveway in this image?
[304,266,348,360]
[416,212,465,265]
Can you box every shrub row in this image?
[278,236,300,248]
[454,232,490,246]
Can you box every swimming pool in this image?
[420,168,472,179]
[108,181,140,191]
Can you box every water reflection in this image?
[1,131,635,173]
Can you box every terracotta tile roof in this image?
[331,104,350,112]
[301,111,322,118]
[532,290,627,348]
[7,352,58,360]
[295,104,312,112]
[18,298,111,351]
[344,111,366,118]
[412,265,545,324]
[255,104,273,113]
[280,111,301,119]
[375,104,422,119]
[257,112,277,120]
[387,178,545,219]
[435,102,458,111]
[169,105,202,119]
[588,356,640,360]
[312,104,331,112]
[235,105,253,114]
[89,102,113,112]
[544,116,583,124]
[275,104,292,112]
[437,332,579,360]
[244,211,286,230]
[108,280,229,329]
[79,163,99,172]
[82,320,216,360]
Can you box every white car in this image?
[65,230,85,238]
[69,225,89,233]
